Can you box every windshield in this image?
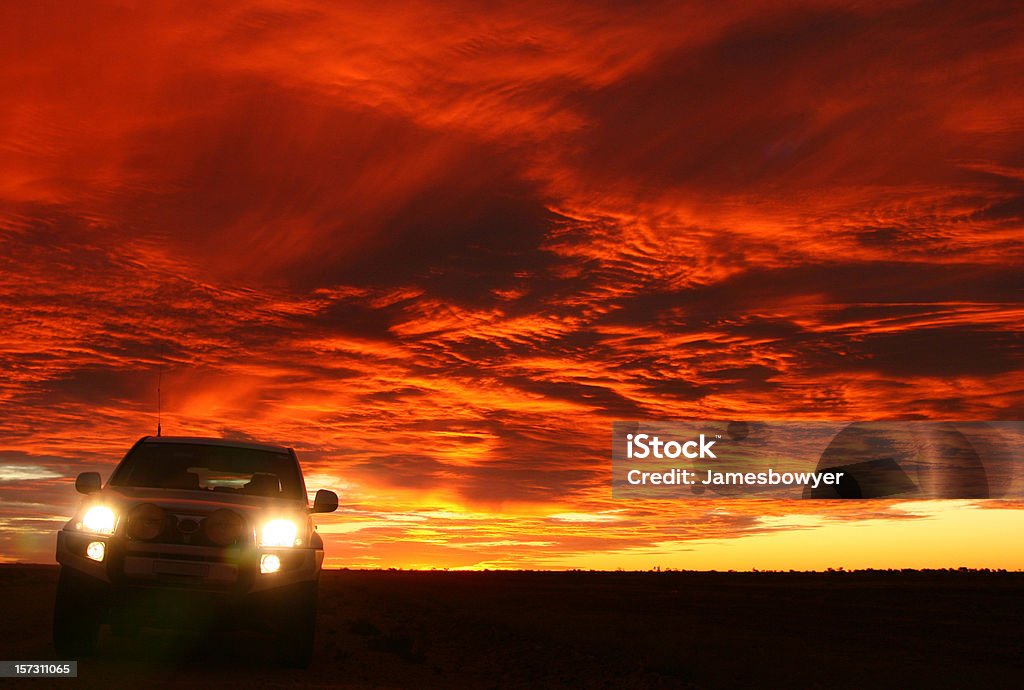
[109,442,305,499]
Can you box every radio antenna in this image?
[157,368,162,436]
[157,343,164,437]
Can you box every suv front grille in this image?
[127,507,250,548]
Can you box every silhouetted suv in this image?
[53,436,338,666]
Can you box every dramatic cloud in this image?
[1,0,1022,567]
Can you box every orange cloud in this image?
[1,0,1022,568]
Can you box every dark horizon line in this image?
[3,562,1021,574]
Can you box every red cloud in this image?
[1,0,1022,567]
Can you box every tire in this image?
[109,622,138,638]
[278,582,317,668]
[52,567,103,657]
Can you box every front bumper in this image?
[56,529,323,594]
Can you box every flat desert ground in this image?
[0,566,1020,688]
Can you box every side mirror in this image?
[311,489,338,513]
[75,472,101,495]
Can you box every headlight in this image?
[260,519,299,547]
[82,506,116,535]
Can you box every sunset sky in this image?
[1,1,1022,569]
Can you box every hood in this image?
[94,486,308,522]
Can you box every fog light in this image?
[260,553,281,574]
[127,503,165,541]
[86,540,105,562]
[204,508,243,546]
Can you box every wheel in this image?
[278,582,317,668]
[52,567,103,657]
[109,621,138,638]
